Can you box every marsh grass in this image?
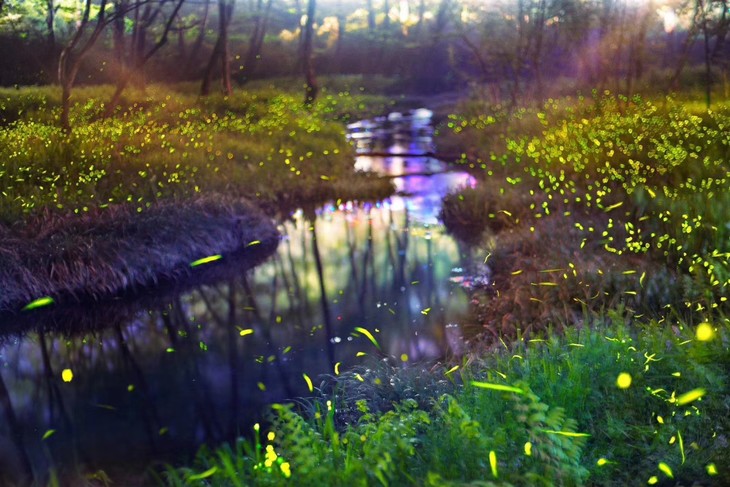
[0,195,279,312]
[162,316,729,486]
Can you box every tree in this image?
[200,0,234,96]
[45,0,57,50]
[236,0,274,85]
[185,0,211,73]
[366,0,376,31]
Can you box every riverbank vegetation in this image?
[0,81,394,312]
[3,0,730,483]
[163,318,728,486]
[439,92,729,336]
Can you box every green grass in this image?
[161,316,729,486]
[0,82,394,224]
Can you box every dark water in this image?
[0,110,476,484]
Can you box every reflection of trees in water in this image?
[267,203,464,363]
[0,370,33,485]
[310,219,336,367]
[113,324,162,455]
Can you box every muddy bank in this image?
[0,195,279,314]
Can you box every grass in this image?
[0,81,394,222]
[0,195,279,313]
[161,316,729,486]
[439,91,729,337]
[0,80,395,312]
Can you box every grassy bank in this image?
[0,195,279,313]
[439,92,729,336]
[0,79,395,312]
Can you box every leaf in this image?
[187,466,218,481]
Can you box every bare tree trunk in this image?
[201,0,234,96]
[186,0,211,72]
[45,0,56,50]
[302,0,318,106]
[529,0,547,98]
[335,0,346,62]
[220,0,232,95]
[113,1,127,65]
[44,0,59,82]
[667,1,702,92]
[701,0,713,107]
[366,0,376,31]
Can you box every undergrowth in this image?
[162,316,729,486]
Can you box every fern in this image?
[509,382,589,485]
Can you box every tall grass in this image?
[0,82,393,224]
[162,316,729,486]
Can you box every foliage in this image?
[162,316,729,486]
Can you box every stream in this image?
[0,109,477,483]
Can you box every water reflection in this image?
[0,110,475,483]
